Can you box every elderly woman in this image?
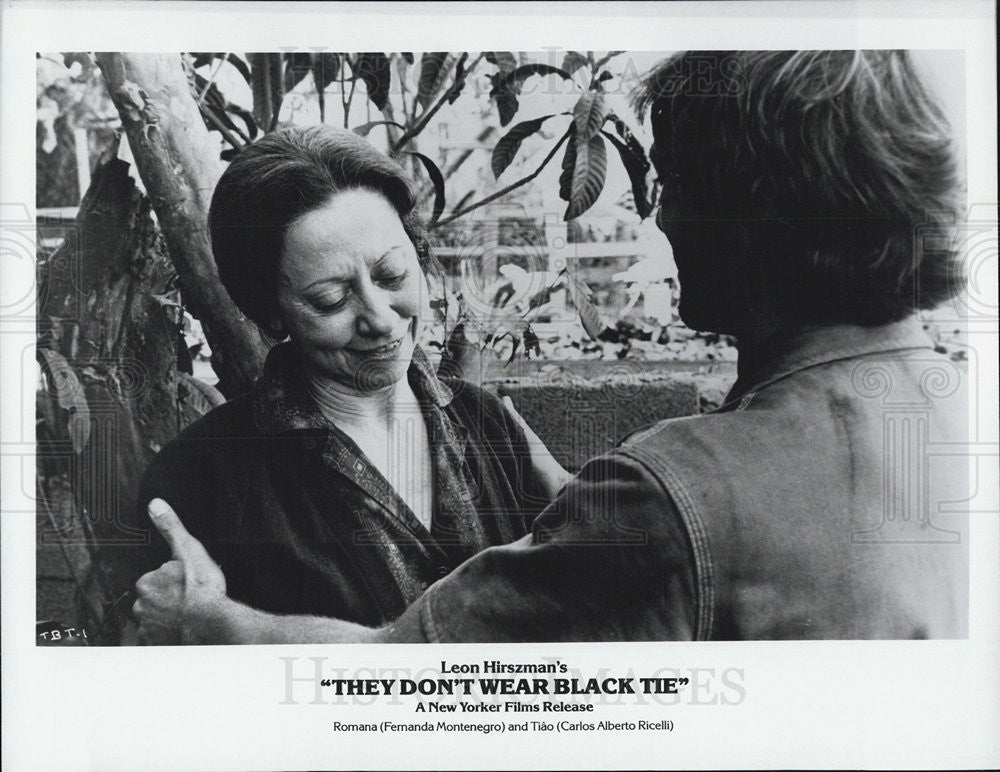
[133,126,562,642]
[137,50,968,645]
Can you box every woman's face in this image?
[275,188,427,392]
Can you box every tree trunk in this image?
[38,141,220,643]
[94,52,267,396]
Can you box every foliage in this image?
[422,257,740,370]
[175,49,660,366]
[38,49,744,384]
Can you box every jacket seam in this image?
[615,446,715,641]
[422,586,444,643]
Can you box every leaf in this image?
[408,151,446,224]
[192,72,254,142]
[609,113,653,216]
[490,62,573,127]
[248,53,277,130]
[247,52,285,131]
[352,52,391,110]
[601,130,652,218]
[572,91,606,141]
[574,294,606,343]
[503,335,521,366]
[563,269,605,340]
[178,373,226,415]
[561,51,589,75]
[36,386,57,433]
[220,99,257,140]
[438,320,478,379]
[523,325,541,358]
[484,51,518,74]
[312,53,342,92]
[609,115,649,181]
[417,52,453,110]
[268,53,285,130]
[352,120,406,138]
[494,63,572,90]
[564,133,608,220]
[594,50,625,69]
[283,52,315,93]
[558,131,576,202]
[561,266,592,300]
[487,315,530,341]
[190,52,251,84]
[490,114,558,179]
[610,113,645,158]
[493,88,520,126]
[447,52,470,105]
[62,52,94,72]
[37,349,90,454]
[596,70,613,84]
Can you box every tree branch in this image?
[200,106,244,151]
[340,59,349,128]
[95,53,267,395]
[343,77,357,129]
[391,52,483,153]
[196,56,225,104]
[396,53,415,126]
[434,129,571,227]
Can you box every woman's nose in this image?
[355,288,398,336]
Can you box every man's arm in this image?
[136,450,698,644]
[186,597,398,644]
[379,451,698,643]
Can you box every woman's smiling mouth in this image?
[348,337,404,360]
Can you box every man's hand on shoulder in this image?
[133,498,236,644]
[133,498,395,645]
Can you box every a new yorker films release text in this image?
[299,658,747,735]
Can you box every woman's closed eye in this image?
[374,269,409,289]
[371,248,411,288]
[309,286,350,313]
[308,270,409,314]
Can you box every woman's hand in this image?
[502,395,573,501]
[133,498,231,645]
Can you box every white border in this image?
[3,2,998,770]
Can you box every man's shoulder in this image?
[612,407,797,501]
[618,409,750,450]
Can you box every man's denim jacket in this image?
[402,317,969,641]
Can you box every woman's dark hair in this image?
[635,51,963,326]
[209,125,431,330]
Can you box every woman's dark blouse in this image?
[136,344,547,626]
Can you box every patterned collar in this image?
[252,342,454,435]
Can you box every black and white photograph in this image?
[3,1,998,770]
[31,45,974,645]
